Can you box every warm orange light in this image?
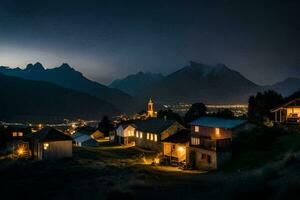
[215,128,220,136]
[178,146,185,153]
[154,158,160,164]
[18,148,24,155]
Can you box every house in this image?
[27,127,72,160]
[116,123,136,145]
[72,133,99,147]
[271,98,300,125]
[74,126,105,140]
[6,125,31,140]
[188,117,252,170]
[133,119,184,152]
[162,129,190,165]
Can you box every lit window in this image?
[12,132,17,137]
[215,128,220,136]
[140,132,143,139]
[136,132,139,137]
[43,143,49,150]
[147,133,150,140]
[194,126,199,132]
[154,134,157,142]
[150,134,153,141]
[191,137,200,145]
[18,132,23,137]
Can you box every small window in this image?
[172,144,176,150]
[136,132,139,137]
[139,132,143,139]
[12,132,17,137]
[194,126,199,132]
[191,137,200,145]
[43,143,49,150]
[207,155,211,163]
[147,133,150,140]
[150,134,153,141]
[18,132,23,137]
[215,128,220,136]
[154,134,158,142]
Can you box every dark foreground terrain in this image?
[1,139,300,200]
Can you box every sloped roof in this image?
[271,98,300,112]
[73,134,91,143]
[27,127,72,142]
[134,119,177,134]
[75,126,97,136]
[190,117,247,129]
[162,129,190,143]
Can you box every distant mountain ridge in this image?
[0,73,119,122]
[0,63,135,112]
[109,71,164,96]
[110,62,262,104]
[270,77,300,96]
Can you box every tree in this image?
[210,109,235,119]
[98,116,114,136]
[184,103,207,123]
[157,109,184,124]
[248,90,284,124]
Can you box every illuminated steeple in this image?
[147,98,154,117]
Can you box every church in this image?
[147,98,157,118]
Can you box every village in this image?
[0,94,300,199]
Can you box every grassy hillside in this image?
[226,127,300,170]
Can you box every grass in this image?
[225,127,300,171]
[1,131,300,200]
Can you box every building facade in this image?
[187,117,252,170]
[271,98,300,125]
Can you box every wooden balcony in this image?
[191,138,231,152]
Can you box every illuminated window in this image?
[139,132,143,139]
[191,137,200,145]
[43,143,49,150]
[18,132,23,137]
[215,128,220,136]
[154,134,157,142]
[147,133,150,140]
[194,126,199,132]
[136,132,139,137]
[150,134,153,141]
[12,132,17,137]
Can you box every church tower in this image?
[147,98,154,118]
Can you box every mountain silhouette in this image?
[0,63,135,112]
[0,73,119,122]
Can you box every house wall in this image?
[188,147,217,170]
[135,122,184,152]
[191,125,232,139]
[135,131,162,152]
[39,141,72,160]
[163,142,188,162]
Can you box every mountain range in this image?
[0,73,119,122]
[1,61,299,122]
[0,63,136,113]
[109,61,300,104]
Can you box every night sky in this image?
[0,0,299,85]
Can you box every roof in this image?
[6,125,31,133]
[134,119,177,134]
[190,117,247,129]
[75,126,97,136]
[162,129,190,143]
[73,134,91,143]
[26,127,72,142]
[271,98,300,112]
